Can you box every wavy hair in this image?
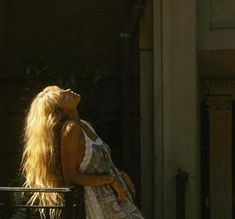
[21,85,65,218]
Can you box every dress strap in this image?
[80,120,103,145]
[78,128,93,173]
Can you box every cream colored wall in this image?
[198,0,235,79]
[151,0,200,218]
[199,0,235,49]
[139,0,235,218]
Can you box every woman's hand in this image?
[100,175,115,184]
[120,172,136,198]
[110,179,126,204]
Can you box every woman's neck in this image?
[65,109,81,123]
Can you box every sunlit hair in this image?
[21,85,65,218]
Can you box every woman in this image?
[21,85,144,219]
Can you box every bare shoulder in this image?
[61,120,81,139]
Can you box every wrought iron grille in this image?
[0,186,85,219]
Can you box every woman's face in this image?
[59,88,81,112]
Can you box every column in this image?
[207,96,233,219]
[153,0,200,218]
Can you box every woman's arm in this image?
[120,171,136,198]
[60,121,114,186]
[68,174,114,186]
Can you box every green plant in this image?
[23,56,105,124]
[8,57,105,206]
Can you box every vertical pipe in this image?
[176,169,189,219]
[119,35,132,172]
[0,0,4,54]
[139,0,154,217]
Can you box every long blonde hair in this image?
[21,85,65,218]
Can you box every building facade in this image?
[139,0,235,218]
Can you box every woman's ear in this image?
[54,107,63,120]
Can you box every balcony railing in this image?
[0,186,85,219]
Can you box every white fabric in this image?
[79,132,93,173]
[79,120,103,172]
[84,187,104,219]
[79,120,104,219]
[80,120,103,145]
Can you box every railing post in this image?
[0,191,12,219]
[76,186,85,219]
[64,187,73,219]
[176,169,188,219]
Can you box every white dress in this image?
[79,120,145,219]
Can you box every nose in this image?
[66,88,76,95]
[65,88,73,93]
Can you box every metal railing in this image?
[176,169,188,219]
[0,186,85,219]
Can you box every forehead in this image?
[43,86,62,92]
[39,87,63,99]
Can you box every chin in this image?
[77,95,81,103]
[76,99,81,107]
